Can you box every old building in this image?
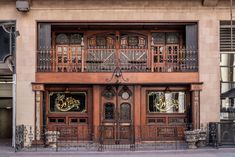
[0,0,233,148]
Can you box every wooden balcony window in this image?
[37,31,198,73]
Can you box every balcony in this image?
[37,46,198,73]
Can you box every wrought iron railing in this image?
[37,47,198,73]
[15,124,196,152]
[208,122,235,148]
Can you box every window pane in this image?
[120,103,131,120]
[49,92,86,112]
[148,91,185,113]
[104,103,114,120]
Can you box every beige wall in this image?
[0,0,230,126]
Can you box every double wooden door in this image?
[101,85,134,144]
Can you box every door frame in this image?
[100,85,134,144]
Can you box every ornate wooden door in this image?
[101,85,134,144]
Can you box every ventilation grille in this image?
[220,25,235,52]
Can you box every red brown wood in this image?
[45,85,93,140]
[141,86,190,140]
[100,85,134,144]
[36,72,199,84]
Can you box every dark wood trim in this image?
[192,90,200,129]
[37,21,198,25]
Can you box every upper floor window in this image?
[37,23,198,73]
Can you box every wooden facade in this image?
[33,22,201,144]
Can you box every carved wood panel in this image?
[101,85,134,144]
[86,31,148,72]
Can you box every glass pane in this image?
[220,67,235,82]
[166,32,179,44]
[70,34,82,44]
[220,53,235,118]
[104,103,114,120]
[71,47,76,63]
[56,34,69,44]
[120,103,131,120]
[63,47,67,63]
[152,33,165,44]
[148,91,185,113]
[49,92,86,112]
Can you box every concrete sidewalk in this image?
[0,140,234,157]
[1,147,235,157]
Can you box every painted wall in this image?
[0,0,229,127]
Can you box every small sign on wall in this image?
[32,83,44,91]
[190,84,203,91]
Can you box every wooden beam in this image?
[36,72,199,84]
[203,0,219,6]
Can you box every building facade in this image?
[0,0,230,147]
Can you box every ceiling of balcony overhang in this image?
[51,23,190,31]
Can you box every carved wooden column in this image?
[93,85,100,142]
[191,84,202,129]
[134,85,141,141]
[32,83,44,140]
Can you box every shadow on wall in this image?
[0,108,12,139]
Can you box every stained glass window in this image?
[148,91,185,113]
[152,33,165,44]
[49,92,86,112]
[56,34,69,44]
[104,103,114,120]
[166,32,179,44]
[120,103,131,120]
[56,33,83,45]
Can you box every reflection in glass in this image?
[49,92,86,112]
[120,103,131,120]
[220,53,235,112]
[148,91,185,113]
[104,103,114,120]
